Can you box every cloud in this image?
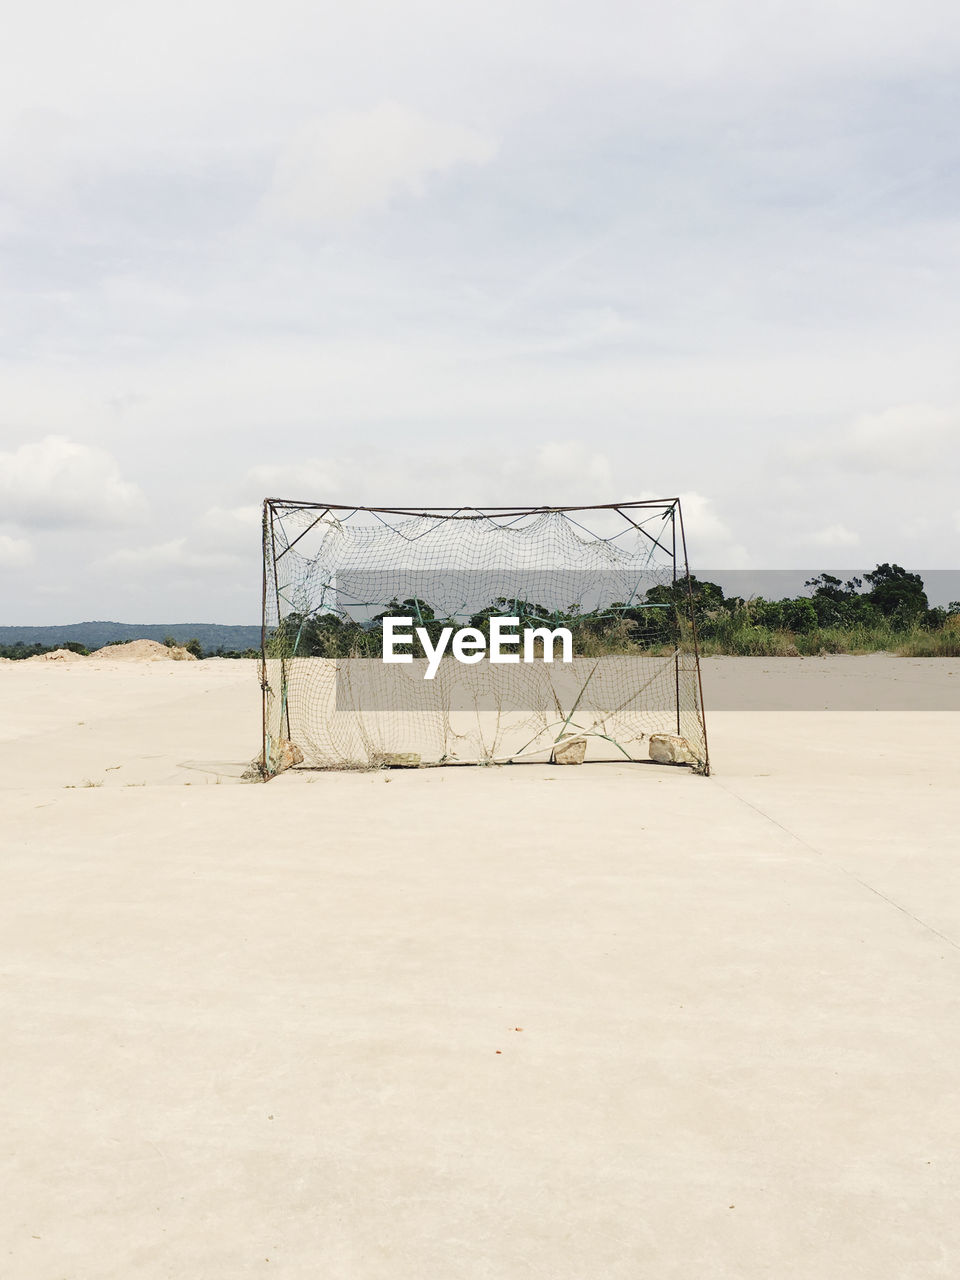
[671,492,749,567]
[242,442,614,511]
[0,108,79,209]
[0,436,145,528]
[245,459,344,501]
[528,442,615,495]
[101,538,242,573]
[791,404,957,474]
[627,491,749,567]
[261,103,497,225]
[5,3,960,622]
[198,504,264,551]
[0,533,33,568]
[805,522,861,548]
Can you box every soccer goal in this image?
[258,500,709,776]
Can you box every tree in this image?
[802,573,866,626]
[750,598,785,630]
[783,598,818,633]
[185,638,203,659]
[863,564,928,623]
[804,572,863,602]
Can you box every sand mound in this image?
[93,639,198,662]
[26,648,87,663]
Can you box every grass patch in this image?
[895,630,960,657]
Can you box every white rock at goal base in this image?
[649,733,698,765]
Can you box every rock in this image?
[552,737,587,765]
[377,752,422,768]
[649,733,698,765]
[271,739,304,772]
[243,739,306,779]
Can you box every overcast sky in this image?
[2,0,959,622]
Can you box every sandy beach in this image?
[2,655,959,1278]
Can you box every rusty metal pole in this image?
[259,500,270,778]
[676,499,710,776]
[267,504,292,745]
[672,507,681,735]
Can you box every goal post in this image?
[258,500,709,776]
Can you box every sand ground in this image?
[2,657,959,1278]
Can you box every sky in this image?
[1,0,959,623]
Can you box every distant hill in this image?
[0,622,262,655]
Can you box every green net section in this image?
[260,504,708,773]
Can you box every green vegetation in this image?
[0,622,261,653]
[1,635,211,660]
[649,566,960,657]
[0,640,91,660]
[268,566,960,660]
[3,567,955,663]
[164,635,204,657]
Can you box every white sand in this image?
[2,657,959,1278]
[91,638,199,662]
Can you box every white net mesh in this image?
[260,503,708,773]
